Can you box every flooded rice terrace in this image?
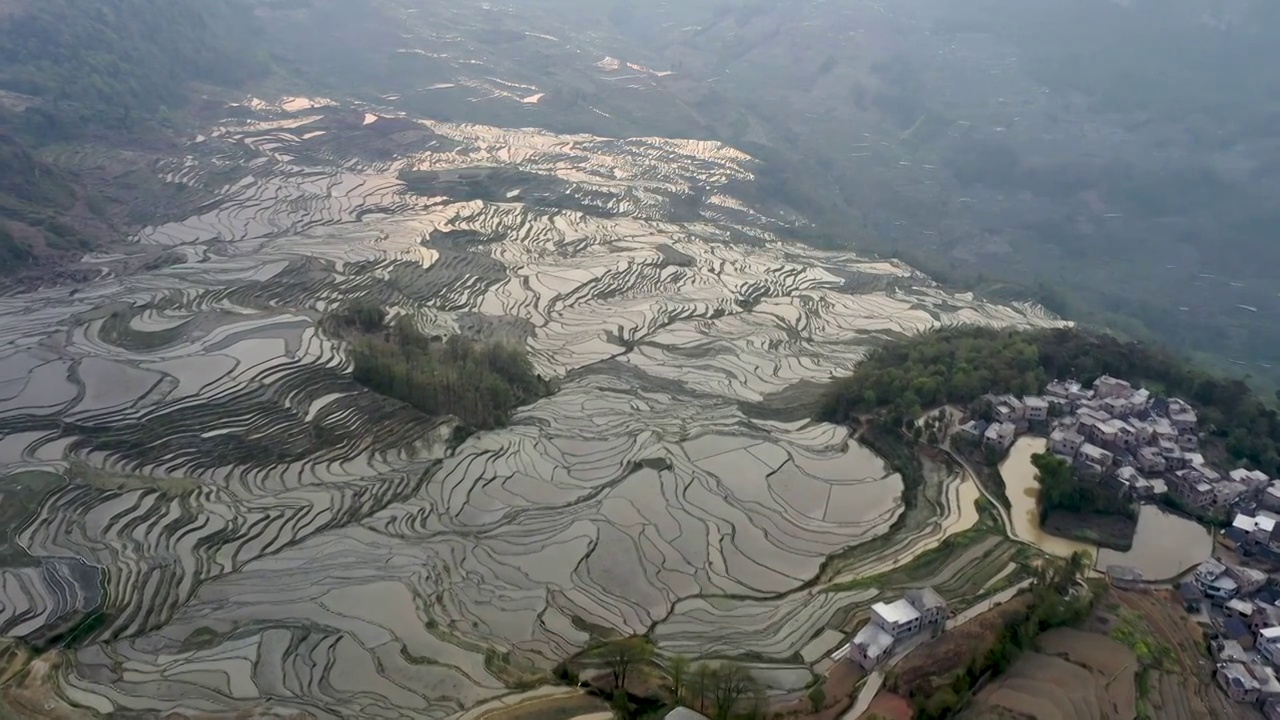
[0,100,1059,717]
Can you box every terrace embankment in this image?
[0,99,1062,718]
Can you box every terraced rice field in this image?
[972,628,1137,720]
[0,96,1061,718]
[1101,590,1258,720]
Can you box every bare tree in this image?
[711,663,756,720]
[603,638,651,693]
[667,654,691,702]
[690,662,717,713]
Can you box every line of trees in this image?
[818,326,1280,476]
[327,303,552,432]
[569,638,765,720]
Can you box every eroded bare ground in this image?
[958,589,1261,720]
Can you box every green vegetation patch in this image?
[905,551,1097,720]
[1109,609,1174,672]
[818,326,1280,477]
[1031,452,1135,550]
[327,302,554,432]
[0,0,267,140]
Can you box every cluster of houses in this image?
[842,587,948,670]
[1183,559,1280,711]
[958,374,1272,513]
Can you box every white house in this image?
[1050,428,1084,458]
[905,587,948,626]
[1137,446,1166,474]
[1168,399,1198,432]
[983,422,1016,451]
[1231,468,1271,493]
[1022,396,1049,422]
[1261,627,1280,668]
[1194,560,1240,601]
[846,622,895,671]
[1076,443,1114,473]
[1093,375,1133,399]
[1215,481,1249,509]
[870,598,923,638]
[846,588,948,670]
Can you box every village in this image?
[836,373,1280,716]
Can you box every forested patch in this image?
[818,326,1280,475]
[326,303,553,431]
[0,0,268,271]
[1032,452,1133,521]
[0,0,267,140]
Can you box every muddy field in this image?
[857,691,912,720]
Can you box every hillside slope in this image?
[502,0,1280,384]
[0,0,266,278]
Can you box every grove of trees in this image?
[1032,452,1135,522]
[327,303,552,432]
[0,0,267,141]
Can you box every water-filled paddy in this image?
[0,100,1061,717]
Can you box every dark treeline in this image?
[818,326,1280,475]
[327,303,552,432]
[1032,452,1134,521]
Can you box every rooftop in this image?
[1220,662,1260,692]
[905,586,947,612]
[1226,598,1255,616]
[872,598,922,627]
[1219,639,1250,662]
[1197,559,1227,578]
[1232,468,1270,484]
[666,708,711,720]
[851,622,895,660]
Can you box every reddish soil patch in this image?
[769,660,864,719]
[859,690,913,720]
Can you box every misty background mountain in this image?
[1,0,1278,387]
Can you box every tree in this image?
[667,654,691,702]
[807,681,826,712]
[711,663,756,720]
[691,663,716,713]
[603,638,651,693]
